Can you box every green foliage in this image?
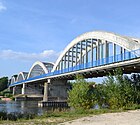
[0,111,36,121]
[68,75,95,109]
[130,74,140,104]
[102,68,136,109]
[94,84,107,108]
[0,77,8,92]
[68,68,140,110]
[0,89,13,98]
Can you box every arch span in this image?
[52,31,140,72]
[10,75,17,84]
[16,72,28,82]
[27,61,54,79]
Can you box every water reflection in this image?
[0,100,48,115]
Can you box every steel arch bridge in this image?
[52,31,140,73]
[10,31,140,86]
[9,31,140,102]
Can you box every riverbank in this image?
[1,97,12,101]
[0,108,140,125]
[59,109,140,125]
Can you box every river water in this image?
[0,100,49,115]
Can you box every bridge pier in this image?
[39,79,70,107]
[22,83,25,95]
[11,83,44,101]
[23,83,44,96]
[12,86,15,95]
[13,85,22,95]
[43,81,49,101]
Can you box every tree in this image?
[102,71,121,109]
[130,74,140,104]
[0,77,8,92]
[68,75,95,109]
[102,68,136,109]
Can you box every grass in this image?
[0,105,140,125]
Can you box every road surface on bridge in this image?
[59,110,140,125]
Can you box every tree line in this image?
[0,77,8,92]
[68,68,140,110]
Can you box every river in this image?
[0,100,49,115]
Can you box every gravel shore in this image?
[60,110,140,125]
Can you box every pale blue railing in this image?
[9,48,140,87]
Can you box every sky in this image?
[0,0,140,82]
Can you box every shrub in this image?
[102,68,136,109]
[68,75,95,109]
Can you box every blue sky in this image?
[0,0,140,81]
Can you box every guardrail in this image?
[9,48,140,87]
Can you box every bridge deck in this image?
[10,48,140,87]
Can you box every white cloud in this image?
[0,2,7,12]
[0,49,60,62]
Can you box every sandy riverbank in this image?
[1,98,12,101]
[59,110,140,125]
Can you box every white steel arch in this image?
[52,31,140,72]
[16,72,28,82]
[10,75,17,84]
[27,61,54,79]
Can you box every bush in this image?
[102,68,136,109]
[68,68,140,110]
[68,75,96,109]
[0,111,36,121]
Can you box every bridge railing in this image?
[52,48,140,75]
[9,48,140,87]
